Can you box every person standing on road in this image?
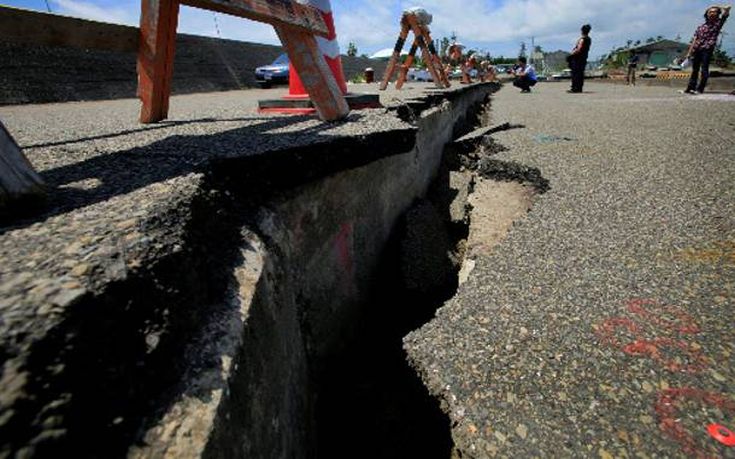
[511,57,538,93]
[567,24,592,93]
[683,4,731,94]
[626,49,639,86]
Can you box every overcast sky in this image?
[4,0,735,59]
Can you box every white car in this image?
[551,69,572,79]
[448,67,479,80]
[407,68,433,82]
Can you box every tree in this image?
[646,37,656,43]
[713,43,732,67]
[346,42,358,57]
[440,36,450,57]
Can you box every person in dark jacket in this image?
[627,50,639,86]
[567,24,592,93]
[683,5,731,94]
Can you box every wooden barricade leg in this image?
[422,27,450,88]
[405,17,446,89]
[461,64,471,84]
[0,121,45,213]
[275,26,348,121]
[380,21,410,90]
[395,39,419,90]
[138,0,180,123]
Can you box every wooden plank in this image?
[138,0,180,123]
[180,0,329,37]
[0,5,138,52]
[0,121,45,211]
[275,25,348,121]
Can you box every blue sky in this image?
[3,0,734,60]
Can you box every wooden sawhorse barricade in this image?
[138,0,349,122]
[379,9,449,91]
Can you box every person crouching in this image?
[511,56,537,93]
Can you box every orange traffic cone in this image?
[259,0,380,114]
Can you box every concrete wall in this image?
[0,6,388,105]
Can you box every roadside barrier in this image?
[138,0,349,122]
[656,71,690,80]
[380,8,449,91]
[258,0,381,115]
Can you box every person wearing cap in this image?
[447,42,464,65]
[445,42,465,79]
[683,4,731,94]
[511,56,537,93]
[567,24,592,93]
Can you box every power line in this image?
[212,12,221,38]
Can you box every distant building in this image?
[614,39,689,68]
[543,50,571,72]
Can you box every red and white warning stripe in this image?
[290,0,348,95]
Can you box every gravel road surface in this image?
[405,82,735,458]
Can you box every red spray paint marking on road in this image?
[595,300,732,456]
[622,338,710,373]
[655,388,735,457]
[594,317,642,349]
[594,298,708,372]
[626,298,700,334]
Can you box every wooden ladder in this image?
[138,0,349,122]
[379,11,449,91]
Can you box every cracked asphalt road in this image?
[405,82,735,458]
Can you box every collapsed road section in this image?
[0,82,498,457]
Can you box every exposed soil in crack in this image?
[459,179,537,284]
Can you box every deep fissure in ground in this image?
[313,120,492,459]
[312,115,547,459]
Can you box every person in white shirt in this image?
[511,56,537,93]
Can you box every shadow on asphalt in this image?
[1,114,370,233]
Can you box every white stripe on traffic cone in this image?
[288,0,347,96]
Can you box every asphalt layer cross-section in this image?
[405,82,735,458]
